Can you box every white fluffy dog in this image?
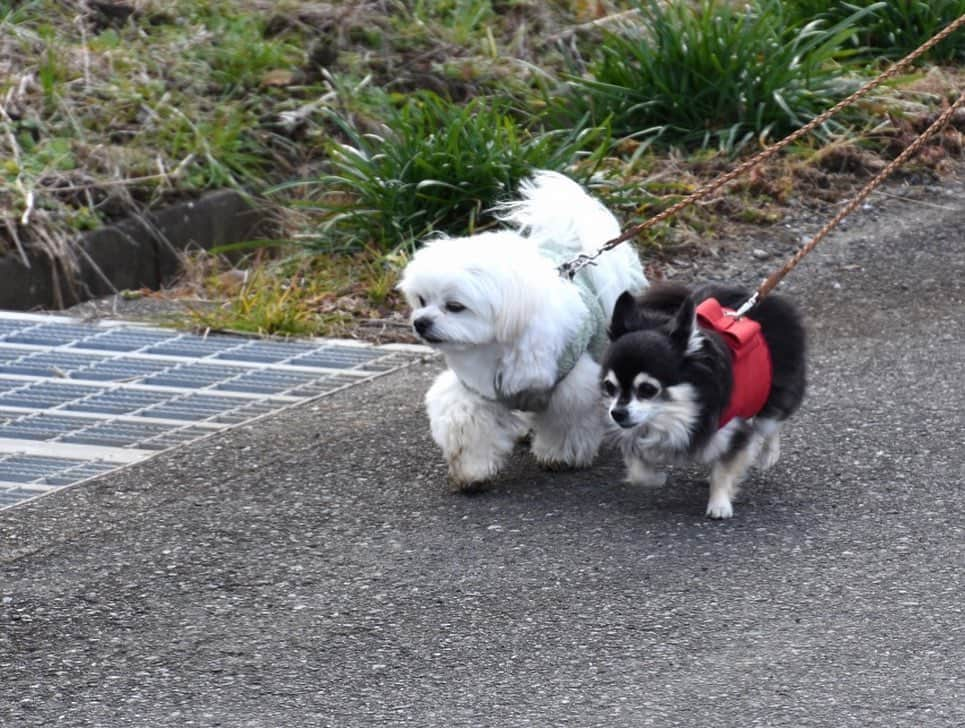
[398,171,648,488]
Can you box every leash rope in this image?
[557,12,965,281]
[730,88,965,316]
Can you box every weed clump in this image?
[295,91,608,254]
[785,0,965,62]
[558,0,878,153]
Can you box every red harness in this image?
[695,298,773,428]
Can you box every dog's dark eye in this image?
[602,380,617,398]
[418,296,426,307]
[636,382,660,399]
[445,302,466,313]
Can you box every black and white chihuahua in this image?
[600,283,806,519]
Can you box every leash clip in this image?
[557,253,598,280]
[726,292,759,319]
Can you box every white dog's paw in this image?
[426,369,526,490]
[624,459,667,488]
[705,496,734,520]
[446,449,505,491]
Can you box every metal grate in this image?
[5,323,106,347]
[291,346,382,369]
[144,336,247,358]
[0,312,431,510]
[215,340,319,363]
[74,327,177,351]
[0,351,108,377]
[0,454,116,485]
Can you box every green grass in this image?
[183,250,408,338]
[290,91,609,254]
[785,0,965,62]
[0,0,311,257]
[201,13,303,96]
[187,266,319,337]
[557,0,881,153]
[406,0,496,47]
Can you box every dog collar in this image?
[695,298,773,427]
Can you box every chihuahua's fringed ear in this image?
[668,296,697,354]
[608,291,639,340]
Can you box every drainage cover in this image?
[0,312,431,510]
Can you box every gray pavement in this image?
[1,178,964,727]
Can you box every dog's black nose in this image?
[413,316,433,336]
[610,407,630,426]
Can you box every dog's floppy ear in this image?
[493,273,543,343]
[667,296,697,354]
[608,291,638,340]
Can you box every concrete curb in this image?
[0,190,273,311]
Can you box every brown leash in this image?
[558,12,965,305]
[730,89,965,316]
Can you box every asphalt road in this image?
[1,178,963,727]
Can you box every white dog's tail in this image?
[497,170,648,314]
[498,170,620,252]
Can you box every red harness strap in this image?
[695,298,773,427]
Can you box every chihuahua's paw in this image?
[705,496,734,520]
